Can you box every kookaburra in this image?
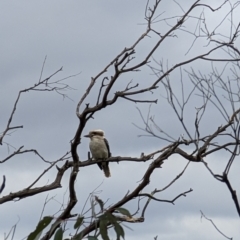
[84,129,111,178]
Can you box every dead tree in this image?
[1,1,239,240]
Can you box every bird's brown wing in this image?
[104,138,111,158]
[104,138,111,168]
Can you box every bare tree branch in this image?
[200,211,233,240]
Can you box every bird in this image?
[84,129,111,177]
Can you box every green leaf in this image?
[27,216,53,240]
[99,216,110,240]
[115,208,131,218]
[71,232,83,240]
[95,196,104,212]
[54,227,63,240]
[88,236,98,240]
[114,222,125,240]
[74,216,84,229]
[105,212,117,223]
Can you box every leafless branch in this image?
[200,211,233,240]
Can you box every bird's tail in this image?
[102,162,111,178]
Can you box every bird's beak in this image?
[84,134,90,138]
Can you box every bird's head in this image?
[84,129,105,139]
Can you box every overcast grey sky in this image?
[1,0,240,239]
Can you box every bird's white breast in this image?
[89,138,108,159]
